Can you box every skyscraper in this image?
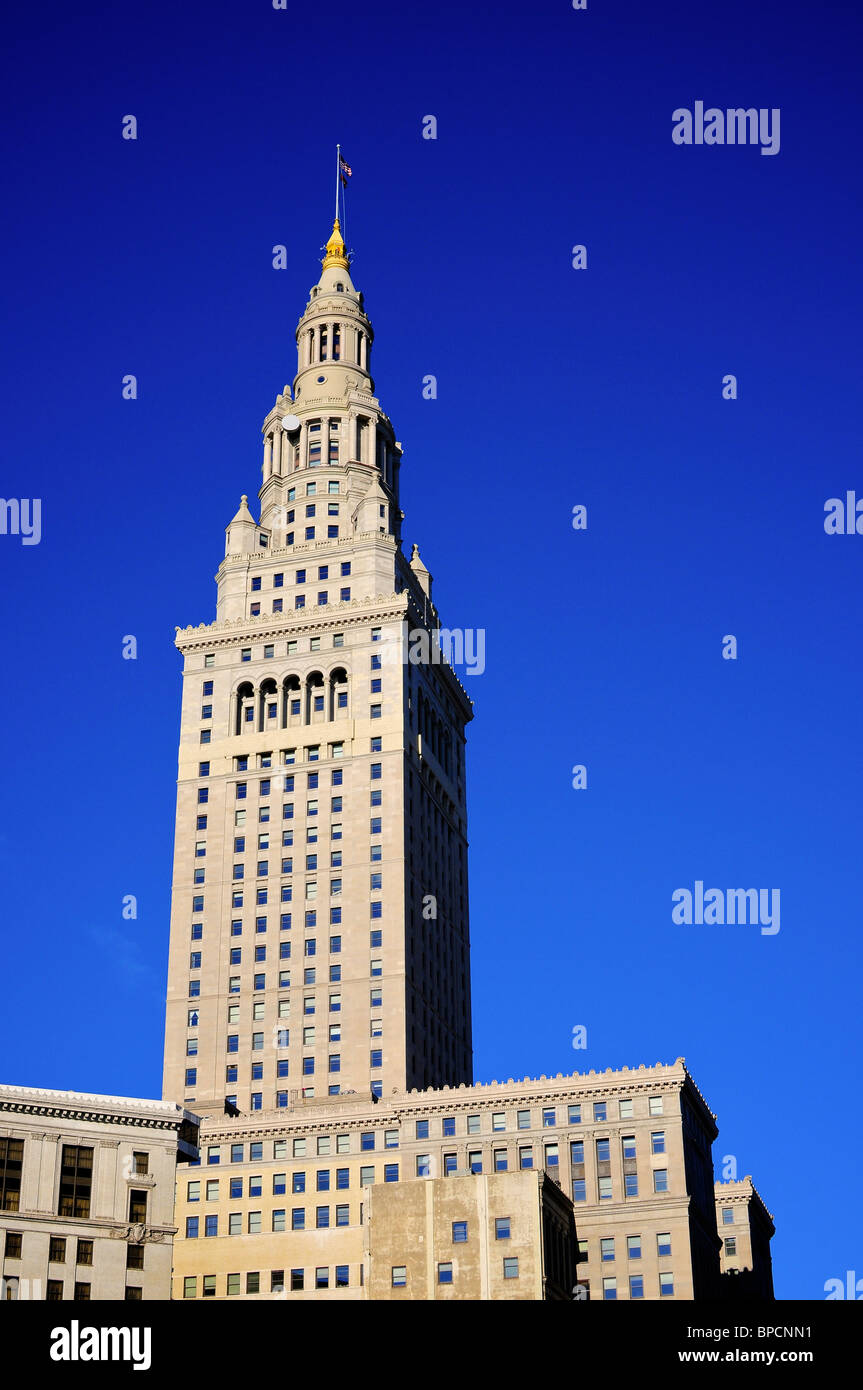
[163,219,473,1122]
[159,214,773,1302]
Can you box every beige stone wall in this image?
[368,1171,547,1300]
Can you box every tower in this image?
[162,220,474,1121]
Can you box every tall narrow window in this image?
[0,1138,24,1212]
[58,1145,93,1219]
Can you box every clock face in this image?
[281,414,301,432]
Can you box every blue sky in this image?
[1,0,861,1299]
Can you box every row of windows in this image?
[184,1049,384,1088]
[392,1257,519,1287]
[595,1232,674,1261]
[601,1273,675,1299]
[252,561,350,588]
[200,630,382,669]
[3,1232,144,1271]
[573,1171,667,1200]
[180,1108,667,1165]
[22,1280,142,1302]
[182,1267,348,1297]
[186,1205,358,1236]
[194,817,380,844]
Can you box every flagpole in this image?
[335,144,340,224]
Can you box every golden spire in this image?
[322,217,350,271]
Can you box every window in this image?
[183,1276,197,1299]
[724,1237,737,1256]
[518,1146,533,1171]
[49,1236,66,1263]
[542,1107,556,1127]
[657,1232,672,1257]
[203,1276,216,1297]
[126,1245,145,1271]
[653,1169,669,1193]
[659,1272,674,1297]
[493,1149,507,1172]
[516,1110,530,1130]
[624,1173,639,1196]
[495,1217,511,1240]
[651,1131,666,1154]
[392,1266,407,1288]
[602,1277,617,1301]
[630,1275,644,1299]
[619,1098,634,1118]
[442,1117,455,1137]
[572,1179,586,1202]
[649,1096,664,1116]
[721,1208,734,1225]
[76,1239,93,1266]
[186,1216,199,1238]
[360,1166,375,1187]
[593,1102,607,1122]
[600,1238,615,1262]
[416,1154,431,1177]
[58,1145,93,1218]
[503,1258,519,1280]
[436,1261,453,1285]
[627,1235,641,1260]
[0,1137,24,1211]
[598,1176,612,1200]
[622,1134,636,1160]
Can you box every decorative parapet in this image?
[0,1084,194,1133]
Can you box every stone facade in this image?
[162,218,473,1121]
[0,1084,198,1301]
[716,1177,775,1300]
[367,1170,576,1300]
[170,1058,723,1301]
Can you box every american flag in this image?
[339,155,352,186]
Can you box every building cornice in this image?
[0,1084,193,1132]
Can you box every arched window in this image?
[235,682,254,736]
[283,675,301,726]
[332,325,341,361]
[320,328,328,361]
[306,671,325,723]
[330,667,349,720]
[259,678,278,732]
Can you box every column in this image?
[272,427,282,476]
[368,418,377,472]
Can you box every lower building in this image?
[368,1170,576,1300]
[716,1177,775,1300]
[0,1083,198,1301]
[171,1056,730,1301]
